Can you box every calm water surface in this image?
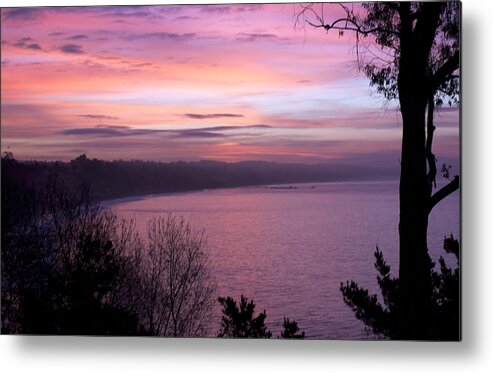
[107,181,460,339]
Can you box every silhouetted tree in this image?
[1,168,146,335]
[340,235,460,340]
[280,317,305,339]
[217,295,272,338]
[139,214,216,337]
[300,2,460,338]
[48,235,143,335]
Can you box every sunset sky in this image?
[1,3,459,165]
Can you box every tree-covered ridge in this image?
[2,152,397,203]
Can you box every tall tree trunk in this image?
[398,92,433,339]
[395,2,445,340]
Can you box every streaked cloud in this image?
[61,124,273,139]
[76,114,119,120]
[200,6,232,14]
[2,8,43,21]
[62,126,131,137]
[199,4,262,14]
[67,34,88,40]
[125,31,197,42]
[96,7,157,19]
[184,113,245,120]
[236,33,278,42]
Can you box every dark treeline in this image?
[2,152,395,202]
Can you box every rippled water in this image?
[107,181,460,339]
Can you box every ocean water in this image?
[107,181,460,339]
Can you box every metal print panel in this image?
[0,2,461,340]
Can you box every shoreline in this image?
[101,179,400,207]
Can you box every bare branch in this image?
[308,16,399,37]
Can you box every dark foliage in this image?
[1,162,144,334]
[46,235,143,335]
[430,235,460,340]
[280,317,305,339]
[217,295,272,338]
[340,236,460,340]
[340,248,399,339]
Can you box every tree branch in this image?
[306,17,399,37]
[413,2,444,60]
[428,176,460,213]
[432,51,460,88]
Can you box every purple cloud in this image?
[175,130,224,138]
[197,125,271,131]
[62,127,127,137]
[173,15,197,21]
[99,8,155,19]
[26,43,42,50]
[77,114,119,120]
[184,113,244,120]
[236,33,278,42]
[198,4,262,14]
[12,39,42,51]
[61,124,272,138]
[3,8,43,21]
[126,32,196,42]
[200,6,231,14]
[59,44,84,54]
[67,34,88,40]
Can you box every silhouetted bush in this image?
[429,235,460,340]
[217,295,272,338]
[280,317,305,339]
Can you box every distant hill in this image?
[1,153,398,202]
